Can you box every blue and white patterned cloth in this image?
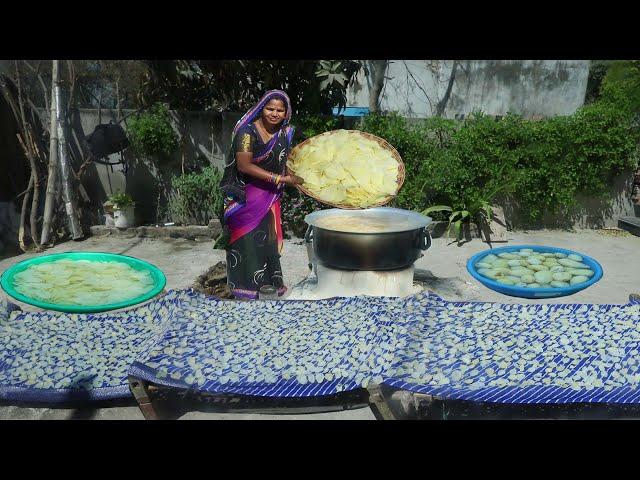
[2,289,640,404]
[0,291,187,402]
[386,293,640,403]
[129,290,403,397]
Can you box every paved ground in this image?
[413,229,639,305]
[1,228,639,419]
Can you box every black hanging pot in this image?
[304,207,432,271]
[85,122,130,160]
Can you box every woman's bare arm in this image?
[237,152,303,185]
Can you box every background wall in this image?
[347,60,590,119]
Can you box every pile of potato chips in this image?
[288,130,400,208]
[12,259,155,306]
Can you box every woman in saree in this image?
[220,90,304,299]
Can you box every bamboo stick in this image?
[54,64,84,240]
[41,60,60,245]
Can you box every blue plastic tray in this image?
[467,245,603,299]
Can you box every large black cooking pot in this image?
[304,207,432,271]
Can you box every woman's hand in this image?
[282,174,305,186]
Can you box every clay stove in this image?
[286,207,432,300]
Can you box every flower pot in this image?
[114,206,135,228]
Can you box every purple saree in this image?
[219,90,295,299]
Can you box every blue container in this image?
[466,245,603,299]
[332,106,370,117]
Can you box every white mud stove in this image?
[287,207,433,300]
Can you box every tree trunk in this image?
[368,60,388,113]
[14,61,41,250]
[41,60,60,245]
[23,133,41,250]
[436,61,459,117]
[0,75,34,252]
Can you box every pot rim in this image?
[305,207,432,234]
[311,225,424,236]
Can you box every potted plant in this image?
[108,192,136,228]
[422,200,504,245]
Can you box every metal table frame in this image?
[128,376,436,420]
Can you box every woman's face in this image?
[261,98,287,127]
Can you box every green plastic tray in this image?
[0,252,167,313]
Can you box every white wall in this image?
[347,60,590,118]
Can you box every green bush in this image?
[599,61,640,113]
[359,112,522,221]
[127,103,179,158]
[279,92,639,236]
[359,106,638,229]
[281,186,326,238]
[168,166,223,226]
[585,60,614,104]
[296,114,341,139]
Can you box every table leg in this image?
[128,376,159,420]
[366,384,397,420]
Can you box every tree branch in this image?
[41,60,60,246]
[16,132,41,250]
[402,60,435,116]
[14,62,42,250]
[66,59,76,113]
[18,173,33,252]
[23,60,50,115]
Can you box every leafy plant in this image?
[296,114,341,140]
[315,60,349,90]
[280,186,327,238]
[423,201,493,241]
[168,166,223,226]
[360,106,638,230]
[584,60,614,104]
[140,60,362,115]
[275,87,640,238]
[422,205,460,237]
[107,192,134,209]
[600,60,640,113]
[127,102,179,158]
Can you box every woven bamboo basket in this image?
[287,130,406,210]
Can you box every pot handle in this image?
[420,227,432,251]
[304,225,313,244]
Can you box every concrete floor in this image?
[1,228,639,419]
[413,229,639,305]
